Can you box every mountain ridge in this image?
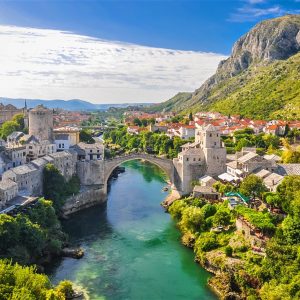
[149,14,300,119]
[0,98,153,111]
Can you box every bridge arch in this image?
[103,154,174,187]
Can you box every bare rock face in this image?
[193,14,300,104]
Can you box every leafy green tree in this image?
[239,174,267,198]
[0,214,19,252]
[179,206,203,233]
[12,113,25,130]
[55,280,75,299]
[43,164,67,211]
[276,176,300,213]
[79,129,95,144]
[225,245,233,257]
[0,260,67,300]
[0,121,19,140]
[168,200,187,220]
[195,232,219,252]
[212,209,231,226]
[133,118,142,126]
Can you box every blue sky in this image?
[0,0,299,53]
[0,0,299,103]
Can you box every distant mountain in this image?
[0,98,153,111]
[149,15,300,119]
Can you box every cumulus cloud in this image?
[0,25,226,104]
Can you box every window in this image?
[186,158,189,161]
[193,158,196,161]
[210,133,212,137]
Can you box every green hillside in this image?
[150,52,300,119]
[147,92,192,113]
[204,52,300,119]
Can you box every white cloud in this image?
[0,25,226,104]
[228,4,300,22]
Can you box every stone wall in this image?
[62,185,107,216]
[77,160,104,186]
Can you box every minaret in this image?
[23,99,29,128]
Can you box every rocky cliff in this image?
[151,15,300,119]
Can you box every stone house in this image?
[0,152,13,175]
[199,175,217,187]
[223,150,277,181]
[192,185,220,201]
[71,142,104,161]
[48,150,77,180]
[6,131,25,148]
[2,164,40,196]
[263,173,284,192]
[6,146,27,167]
[0,179,18,208]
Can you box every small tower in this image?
[23,100,29,128]
[196,124,226,176]
[29,105,53,141]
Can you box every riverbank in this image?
[165,197,249,300]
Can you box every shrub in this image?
[225,245,233,257]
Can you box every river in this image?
[50,160,217,300]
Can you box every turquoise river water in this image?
[50,160,217,300]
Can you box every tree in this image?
[195,232,219,252]
[179,206,204,233]
[212,209,231,226]
[12,113,25,130]
[0,260,66,300]
[225,245,233,257]
[239,174,267,198]
[43,164,67,211]
[188,112,193,121]
[0,120,19,140]
[79,129,95,144]
[133,118,142,126]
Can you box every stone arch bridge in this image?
[103,153,174,186]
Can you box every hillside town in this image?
[0,101,299,299]
[0,102,298,213]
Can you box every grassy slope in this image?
[207,52,300,119]
[146,92,192,113]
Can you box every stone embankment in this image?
[62,186,107,216]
